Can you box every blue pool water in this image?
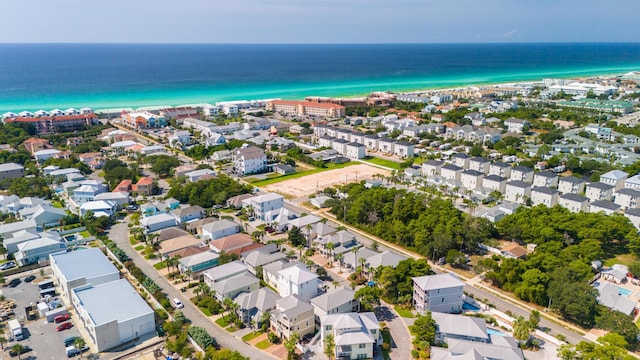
[487,328,505,336]
[63,234,78,242]
[462,302,481,311]
[619,287,633,296]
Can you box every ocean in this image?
[1,43,640,112]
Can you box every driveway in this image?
[375,303,412,360]
[107,220,277,359]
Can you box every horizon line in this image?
[1,41,640,46]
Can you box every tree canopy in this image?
[168,175,252,208]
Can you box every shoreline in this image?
[2,67,639,114]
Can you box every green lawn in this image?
[363,157,403,170]
[134,245,144,251]
[604,253,636,268]
[199,306,213,316]
[242,331,264,342]
[153,261,167,270]
[226,326,238,333]
[52,200,64,208]
[80,231,91,238]
[394,305,415,318]
[256,339,272,350]
[216,317,231,327]
[249,162,358,186]
[129,237,139,245]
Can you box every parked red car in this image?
[56,322,73,331]
[54,313,70,323]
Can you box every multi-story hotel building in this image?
[267,100,345,117]
[4,113,98,135]
[121,111,167,129]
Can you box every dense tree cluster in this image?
[375,258,432,305]
[168,175,252,208]
[0,122,35,147]
[286,147,325,168]
[486,205,640,329]
[184,139,246,160]
[0,176,52,198]
[326,184,496,258]
[146,155,181,177]
[102,159,141,189]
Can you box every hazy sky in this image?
[1,0,639,43]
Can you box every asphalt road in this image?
[107,220,278,359]
[374,304,412,360]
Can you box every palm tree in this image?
[11,344,23,360]
[326,242,335,266]
[332,280,340,289]
[223,297,235,322]
[196,282,210,300]
[74,337,87,359]
[185,268,193,286]
[0,336,5,350]
[305,224,313,248]
[358,257,368,281]
[351,247,358,272]
[335,253,344,273]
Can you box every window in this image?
[325,325,332,331]
[359,344,366,349]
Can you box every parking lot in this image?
[1,269,90,359]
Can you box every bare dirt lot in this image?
[262,163,390,198]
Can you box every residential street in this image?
[375,304,412,360]
[107,220,278,360]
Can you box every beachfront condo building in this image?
[267,100,345,118]
[4,113,98,135]
[121,111,167,129]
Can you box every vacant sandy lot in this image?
[262,163,390,198]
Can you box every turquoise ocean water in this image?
[0,43,639,112]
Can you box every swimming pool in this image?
[462,302,481,311]
[487,328,505,336]
[619,287,633,296]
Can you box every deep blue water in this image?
[1,43,639,112]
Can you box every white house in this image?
[559,193,590,213]
[585,182,614,201]
[80,200,118,218]
[14,237,66,266]
[483,175,507,193]
[140,213,178,234]
[468,157,490,174]
[232,146,267,175]
[363,135,378,150]
[451,153,470,169]
[345,142,366,159]
[441,164,463,182]
[488,161,511,178]
[277,263,320,301]
[504,118,529,133]
[532,171,558,188]
[530,187,559,207]
[600,170,629,190]
[34,149,61,162]
[394,141,414,158]
[590,200,621,215]
[432,312,489,344]
[509,166,534,183]
[558,176,586,194]
[168,130,191,147]
[94,192,130,209]
[185,169,216,182]
[614,188,640,209]
[320,312,381,360]
[421,160,444,177]
[460,170,484,191]
[310,286,359,325]
[377,138,395,154]
[242,193,284,222]
[504,181,532,204]
[201,219,241,241]
[625,175,640,190]
[412,273,465,314]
